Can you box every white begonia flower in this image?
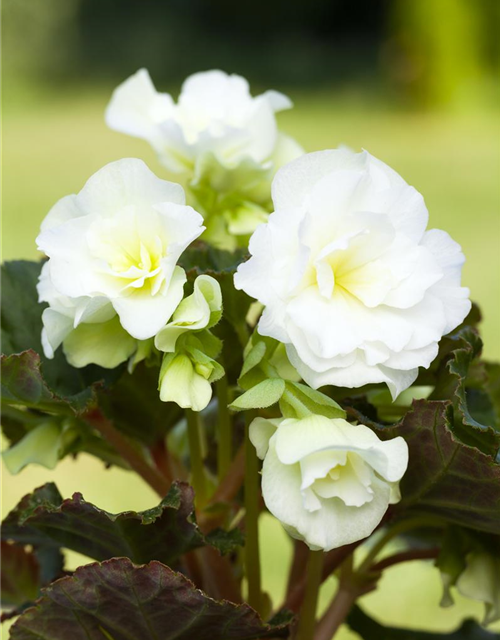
[36,158,205,362]
[250,414,408,551]
[106,70,303,250]
[106,68,295,173]
[456,552,500,625]
[37,261,138,368]
[235,149,471,399]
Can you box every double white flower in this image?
[106,68,297,174]
[105,69,303,249]
[235,148,471,398]
[251,414,408,550]
[37,158,204,367]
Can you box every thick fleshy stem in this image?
[296,550,324,640]
[199,443,245,531]
[185,409,208,508]
[287,541,310,599]
[216,376,232,481]
[315,583,360,640]
[244,410,263,615]
[285,540,361,612]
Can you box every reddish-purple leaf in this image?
[10,558,292,640]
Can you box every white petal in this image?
[63,316,137,369]
[249,417,282,460]
[77,158,185,213]
[40,195,83,232]
[112,266,186,340]
[288,344,419,400]
[154,275,221,352]
[262,438,392,551]
[299,449,347,489]
[259,90,293,112]
[41,308,74,359]
[274,416,408,484]
[105,68,174,140]
[155,202,205,255]
[271,148,367,211]
[270,133,304,171]
[312,455,374,507]
[422,229,471,333]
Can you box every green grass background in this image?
[2,85,500,638]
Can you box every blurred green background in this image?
[2,0,500,638]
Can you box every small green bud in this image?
[159,353,213,412]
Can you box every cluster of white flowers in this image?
[36,70,471,553]
[105,69,303,249]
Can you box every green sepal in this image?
[279,381,346,420]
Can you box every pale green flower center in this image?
[87,208,169,294]
[300,450,375,512]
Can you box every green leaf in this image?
[240,339,267,380]
[380,399,500,534]
[347,604,499,639]
[205,527,245,556]
[2,482,242,566]
[0,509,64,621]
[485,363,500,423]
[178,242,247,275]
[0,404,48,447]
[431,326,500,459]
[2,421,64,474]
[230,378,286,411]
[1,350,77,414]
[9,557,292,640]
[280,381,346,420]
[1,541,40,608]
[238,333,300,392]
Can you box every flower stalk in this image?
[244,410,263,614]
[296,549,324,640]
[186,409,208,508]
[216,376,232,481]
